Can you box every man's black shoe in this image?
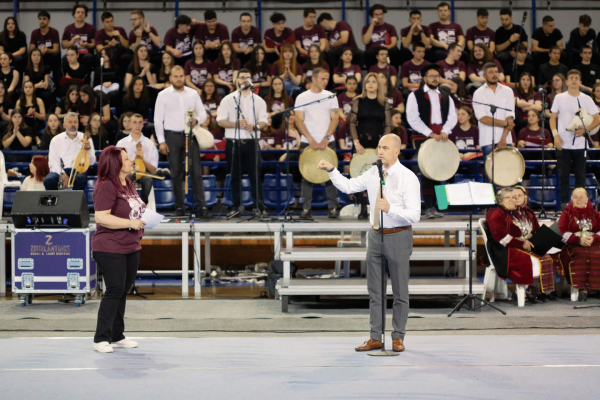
[172,208,185,217]
[299,209,312,220]
[200,207,212,220]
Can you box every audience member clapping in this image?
[125,44,157,89]
[269,43,302,97]
[1,109,34,162]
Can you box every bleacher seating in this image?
[222,174,254,208]
[263,173,295,209]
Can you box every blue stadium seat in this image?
[153,178,175,209]
[528,187,559,208]
[222,174,254,208]
[3,185,20,212]
[86,177,97,208]
[263,173,295,209]
[569,173,596,187]
[530,174,558,187]
[454,174,483,183]
[184,175,219,208]
[153,178,173,188]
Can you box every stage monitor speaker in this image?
[11,190,90,228]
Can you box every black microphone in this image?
[538,87,547,94]
[376,159,385,185]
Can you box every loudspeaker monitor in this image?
[11,190,90,228]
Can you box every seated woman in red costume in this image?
[486,187,556,304]
[513,185,558,301]
[557,188,600,302]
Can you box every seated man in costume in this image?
[486,187,556,304]
[557,187,600,302]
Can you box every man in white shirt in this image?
[550,69,600,208]
[116,114,159,205]
[473,62,516,167]
[154,65,210,218]
[318,134,421,353]
[44,111,96,190]
[295,67,340,219]
[406,64,457,219]
[217,68,269,218]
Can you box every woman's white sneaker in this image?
[93,342,113,353]
[112,338,138,348]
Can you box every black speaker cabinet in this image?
[11,190,90,228]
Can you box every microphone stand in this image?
[58,159,64,190]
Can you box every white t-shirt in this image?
[295,89,339,143]
[21,176,46,191]
[551,91,599,150]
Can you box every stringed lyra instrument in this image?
[134,141,146,176]
[68,131,91,188]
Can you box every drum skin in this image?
[299,147,339,183]
[417,139,460,181]
[485,147,526,186]
[350,149,379,178]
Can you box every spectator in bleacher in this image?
[164,14,194,67]
[532,15,564,69]
[0,81,11,125]
[495,8,529,74]
[449,77,470,111]
[0,17,27,74]
[15,80,46,136]
[37,113,61,150]
[24,48,53,110]
[85,112,111,150]
[231,12,262,67]
[466,8,495,53]
[538,46,569,89]
[451,105,480,159]
[336,76,357,147]
[592,82,600,110]
[378,72,405,114]
[400,10,431,66]
[437,43,465,93]
[294,8,327,62]
[514,72,542,134]
[153,51,174,91]
[55,85,79,120]
[400,42,429,95]
[429,2,465,62]
[125,44,157,89]
[128,10,161,67]
[369,47,397,87]
[211,41,239,96]
[567,15,598,68]
[245,46,271,97]
[317,13,361,73]
[29,11,61,82]
[269,43,302,97]
[517,110,553,151]
[0,52,19,102]
[116,113,158,205]
[575,45,600,94]
[505,44,535,88]
[362,4,400,70]
[93,48,124,115]
[390,110,408,149]
[263,13,294,65]
[333,48,362,89]
[302,44,329,85]
[56,48,87,97]
[193,10,229,63]
[21,155,49,191]
[114,111,133,143]
[123,76,154,141]
[545,73,566,119]
[95,12,131,72]
[185,41,212,96]
[77,85,113,138]
[467,44,504,93]
[61,4,96,68]
[200,78,220,119]
[265,76,294,126]
[274,109,301,163]
[1,109,33,162]
[550,69,600,209]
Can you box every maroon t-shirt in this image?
[369,63,397,78]
[265,95,294,114]
[333,65,361,78]
[467,59,503,78]
[203,98,221,115]
[128,26,160,52]
[62,23,97,53]
[30,27,60,50]
[328,21,357,49]
[335,122,353,149]
[337,92,355,119]
[514,90,542,120]
[194,23,229,46]
[465,26,495,48]
[518,127,552,147]
[294,25,327,51]
[429,22,464,46]
[231,26,262,50]
[361,23,398,49]
[303,62,330,79]
[95,27,128,48]
[451,125,479,149]
[274,127,299,148]
[400,60,430,84]
[164,27,193,54]
[211,60,240,84]
[400,25,432,48]
[263,27,295,49]
[245,62,269,83]
[184,59,212,87]
[437,59,466,80]
[387,89,405,109]
[268,62,303,78]
[92,180,145,254]
[394,126,409,145]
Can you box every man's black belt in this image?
[226,138,257,144]
[165,130,186,135]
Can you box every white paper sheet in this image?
[141,208,165,229]
[445,183,473,205]
[468,182,496,205]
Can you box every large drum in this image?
[485,147,526,186]
[417,139,461,181]
[349,148,378,178]
[299,147,339,183]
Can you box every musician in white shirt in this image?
[44,112,96,191]
[550,69,600,208]
[154,65,210,218]
[116,114,159,204]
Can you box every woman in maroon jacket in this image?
[92,146,146,353]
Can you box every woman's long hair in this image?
[337,47,353,74]
[358,72,386,106]
[3,109,26,141]
[0,17,21,45]
[267,76,291,111]
[96,145,135,194]
[159,51,174,82]
[43,113,62,137]
[304,44,327,72]
[132,44,148,75]
[276,43,297,75]
[516,72,535,99]
[452,77,468,100]
[469,43,494,64]
[246,45,269,78]
[84,112,106,137]
[64,85,79,111]
[200,78,221,104]
[125,76,150,110]
[18,81,39,109]
[549,73,567,102]
[218,41,237,68]
[31,155,50,181]
[26,48,45,76]
[77,84,97,115]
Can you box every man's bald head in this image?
[380,133,402,149]
[377,134,401,168]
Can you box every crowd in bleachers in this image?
[2,3,600,210]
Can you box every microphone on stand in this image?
[240,78,255,90]
[538,87,546,94]
[376,159,385,185]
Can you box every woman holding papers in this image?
[486,187,555,304]
[557,188,600,301]
[91,146,146,353]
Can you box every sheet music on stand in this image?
[435,181,496,210]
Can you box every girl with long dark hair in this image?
[24,48,52,108]
[0,17,27,72]
[15,80,46,137]
[245,45,271,97]
[38,113,62,150]
[212,41,240,96]
[125,44,157,88]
